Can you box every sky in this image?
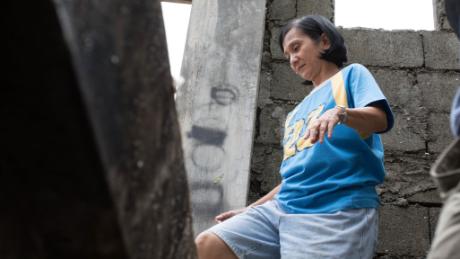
[335,0,435,31]
[161,2,191,81]
[161,0,435,81]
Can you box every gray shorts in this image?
[208,200,378,259]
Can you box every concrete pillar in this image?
[54,0,196,257]
[2,0,196,258]
[434,0,452,31]
[176,0,267,234]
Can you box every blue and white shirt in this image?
[276,63,394,214]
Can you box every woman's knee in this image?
[195,231,236,259]
[195,231,217,250]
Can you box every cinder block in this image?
[257,103,293,145]
[370,68,422,112]
[377,205,430,257]
[258,148,282,193]
[381,154,435,201]
[270,26,285,60]
[407,190,442,206]
[417,72,460,113]
[270,0,296,21]
[427,112,454,153]
[250,144,282,194]
[381,111,427,152]
[341,29,424,68]
[297,0,334,20]
[271,62,312,101]
[423,31,460,70]
[251,144,267,174]
[257,70,273,107]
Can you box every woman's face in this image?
[282,28,329,81]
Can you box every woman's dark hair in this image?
[279,15,347,68]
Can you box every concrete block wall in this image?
[250,0,460,258]
[434,0,452,31]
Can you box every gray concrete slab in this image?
[370,68,421,112]
[428,112,454,153]
[297,0,334,20]
[377,205,430,257]
[341,29,424,68]
[257,70,274,107]
[381,111,427,152]
[423,31,460,70]
[380,153,435,204]
[257,103,293,145]
[250,144,283,195]
[271,62,312,101]
[418,72,460,113]
[270,0,296,21]
[270,25,285,60]
[408,190,443,206]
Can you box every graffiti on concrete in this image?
[210,85,239,106]
[186,82,239,223]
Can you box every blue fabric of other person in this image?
[451,89,460,137]
[276,63,394,214]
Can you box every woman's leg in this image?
[195,200,282,259]
[195,232,238,259]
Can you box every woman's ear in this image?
[320,33,331,51]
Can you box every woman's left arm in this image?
[343,105,388,136]
[306,104,388,144]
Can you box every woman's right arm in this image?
[214,183,281,223]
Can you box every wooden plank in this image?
[176,0,266,234]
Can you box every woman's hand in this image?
[215,185,280,223]
[215,207,248,223]
[304,107,342,144]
